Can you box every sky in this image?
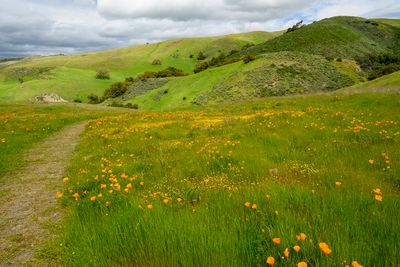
[0,0,399,57]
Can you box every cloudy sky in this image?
[1,0,399,57]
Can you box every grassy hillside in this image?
[229,16,400,62]
[338,71,400,93]
[124,52,356,110]
[375,18,400,28]
[1,16,399,107]
[0,31,279,102]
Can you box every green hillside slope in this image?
[0,31,279,102]
[337,71,400,93]
[1,16,399,107]
[229,16,400,62]
[375,18,400,28]
[123,52,355,110]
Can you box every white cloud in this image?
[315,0,400,19]
[96,0,317,21]
[0,0,399,57]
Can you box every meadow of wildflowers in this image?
[53,93,400,266]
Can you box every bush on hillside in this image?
[194,61,210,73]
[139,67,187,79]
[95,69,110,80]
[197,52,206,60]
[152,59,162,65]
[109,102,138,109]
[243,54,256,64]
[367,64,400,80]
[125,77,135,82]
[241,43,255,50]
[87,94,100,104]
[103,82,129,99]
[193,52,227,73]
[325,56,334,61]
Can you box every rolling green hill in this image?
[227,16,400,63]
[0,31,279,102]
[0,16,399,109]
[123,52,356,110]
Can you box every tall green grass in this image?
[59,93,399,266]
[0,103,122,176]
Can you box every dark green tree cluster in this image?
[139,67,187,79]
[102,81,131,99]
[194,53,226,73]
[89,77,135,104]
[356,53,400,80]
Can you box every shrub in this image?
[95,69,110,80]
[152,59,162,65]
[156,67,186,78]
[241,43,255,50]
[139,67,187,79]
[243,54,256,64]
[325,56,334,61]
[87,94,100,104]
[140,71,157,80]
[194,61,209,73]
[182,97,187,101]
[197,52,206,60]
[103,82,129,99]
[109,102,138,109]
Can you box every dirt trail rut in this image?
[0,122,86,266]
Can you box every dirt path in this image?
[0,122,86,266]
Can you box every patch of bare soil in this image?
[0,122,86,266]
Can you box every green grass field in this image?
[0,103,122,175]
[15,93,394,267]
